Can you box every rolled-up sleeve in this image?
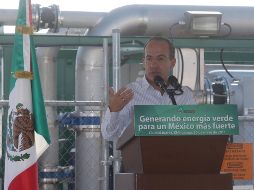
[101,107,132,141]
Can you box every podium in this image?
[116,123,233,190]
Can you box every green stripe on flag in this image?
[16,0,27,26]
[9,33,24,91]
[30,39,51,144]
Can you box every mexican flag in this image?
[4,0,51,189]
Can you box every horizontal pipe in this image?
[89,5,254,37]
[0,9,106,28]
[0,100,104,107]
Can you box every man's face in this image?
[143,40,176,87]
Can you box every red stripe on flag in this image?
[8,162,39,190]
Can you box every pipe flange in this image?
[70,125,101,132]
[39,166,74,184]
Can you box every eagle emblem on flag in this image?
[6,103,35,161]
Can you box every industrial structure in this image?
[1,3,254,190]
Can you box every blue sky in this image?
[1,0,254,12]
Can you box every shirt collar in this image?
[141,75,153,90]
[141,75,173,95]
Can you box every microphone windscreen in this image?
[154,75,165,87]
[168,75,178,87]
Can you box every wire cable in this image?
[220,48,235,79]
[177,48,184,86]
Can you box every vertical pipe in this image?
[194,49,201,91]
[75,45,104,190]
[101,38,109,190]
[0,47,3,99]
[36,47,59,190]
[104,38,109,105]
[112,29,122,190]
[0,47,3,159]
[193,48,207,103]
[112,29,121,91]
[75,125,101,190]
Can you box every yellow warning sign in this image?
[221,143,253,180]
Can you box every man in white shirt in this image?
[101,37,196,140]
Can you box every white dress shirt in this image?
[101,76,196,140]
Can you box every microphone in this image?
[168,75,183,95]
[154,75,177,105]
[154,75,167,92]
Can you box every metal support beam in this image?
[1,34,254,49]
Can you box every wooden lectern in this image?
[115,124,233,190]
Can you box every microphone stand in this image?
[166,89,177,105]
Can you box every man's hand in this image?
[108,87,134,112]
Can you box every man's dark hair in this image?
[144,36,175,60]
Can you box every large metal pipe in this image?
[88,5,254,37]
[60,11,107,28]
[75,44,105,190]
[2,5,254,36]
[0,8,106,28]
[0,9,17,25]
[36,47,59,190]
